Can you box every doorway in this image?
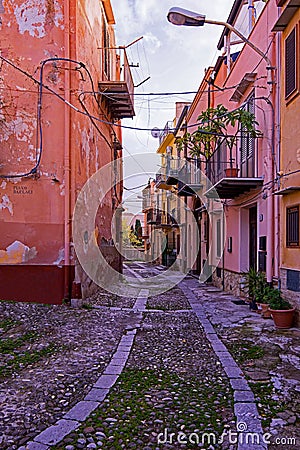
[249,206,257,270]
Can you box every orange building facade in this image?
[273,0,300,305]
[0,0,134,303]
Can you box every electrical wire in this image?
[124,182,148,191]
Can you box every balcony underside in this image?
[98,81,135,119]
[166,173,179,185]
[205,177,264,199]
[154,223,178,230]
[156,180,172,190]
[177,181,203,196]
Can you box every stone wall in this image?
[212,269,245,297]
[280,268,300,326]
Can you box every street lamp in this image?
[167,7,272,68]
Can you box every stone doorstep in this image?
[34,419,79,446]
[63,401,99,422]
[84,387,109,402]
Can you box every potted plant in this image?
[258,285,274,318]
[268,290,295,329]
[242,268,266,311]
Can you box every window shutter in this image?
[286,205,299,247]
[285,28,296,98]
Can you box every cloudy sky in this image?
[109,0,233,208]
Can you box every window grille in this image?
[286,205,299,247]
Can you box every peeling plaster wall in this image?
[0,0,122,302]
[10,0,64,38]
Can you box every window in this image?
[103,19,110,79]
[286,205,299,247]
[240,92,255,177]
[285,28,297,98]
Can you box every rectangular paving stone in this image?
[104,364,123,375]
[234,390,255,403]
[114,350,130,359]
[94,374,119,389]
[63,401,99,422]
[84,387,109,402]
[206,333,219,341]
[238,441,267,450]
[202,325,216,334]
[234,402,259,417]
[20,442,49,450]
[126,330,137,336]
[110,357,127,366]
[34,419,79,446]
[218,359,240,371]
[117,344,132,351]
[211,342,228,352]
[199,319,212,326]
[230,378,251,391]
[120,336,134,345]
[223,366,243,379]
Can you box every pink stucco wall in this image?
[0,0,122,303]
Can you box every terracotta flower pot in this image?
[269,308,295,329]
[257,303,272,318]
[225,167,238,177]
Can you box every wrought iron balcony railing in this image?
[204,141,263,199]
[98,47,135,120]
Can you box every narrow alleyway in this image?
[0,263,299,449]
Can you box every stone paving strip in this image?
[180,281,266,450]
[0,302,140,450]
[52,309,236,449]
[18,290,147,450]
[185,280,300,450]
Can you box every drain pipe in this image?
[64,0,71,300]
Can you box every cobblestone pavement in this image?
[0,262,299,449]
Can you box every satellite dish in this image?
[151,127,160,138]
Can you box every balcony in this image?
[146,209,161,225]
[157,121,174,154]
[142,187,152,212]
[177,159,203,196]
[98,47,135,120]
[204,143,263,199]
[166,158,183,185]
[142,227,149,238]
[156,172,172,191]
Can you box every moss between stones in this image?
[52,368,234,449]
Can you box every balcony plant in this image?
[176,104,260,171]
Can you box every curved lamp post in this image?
[167,7,272,68]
